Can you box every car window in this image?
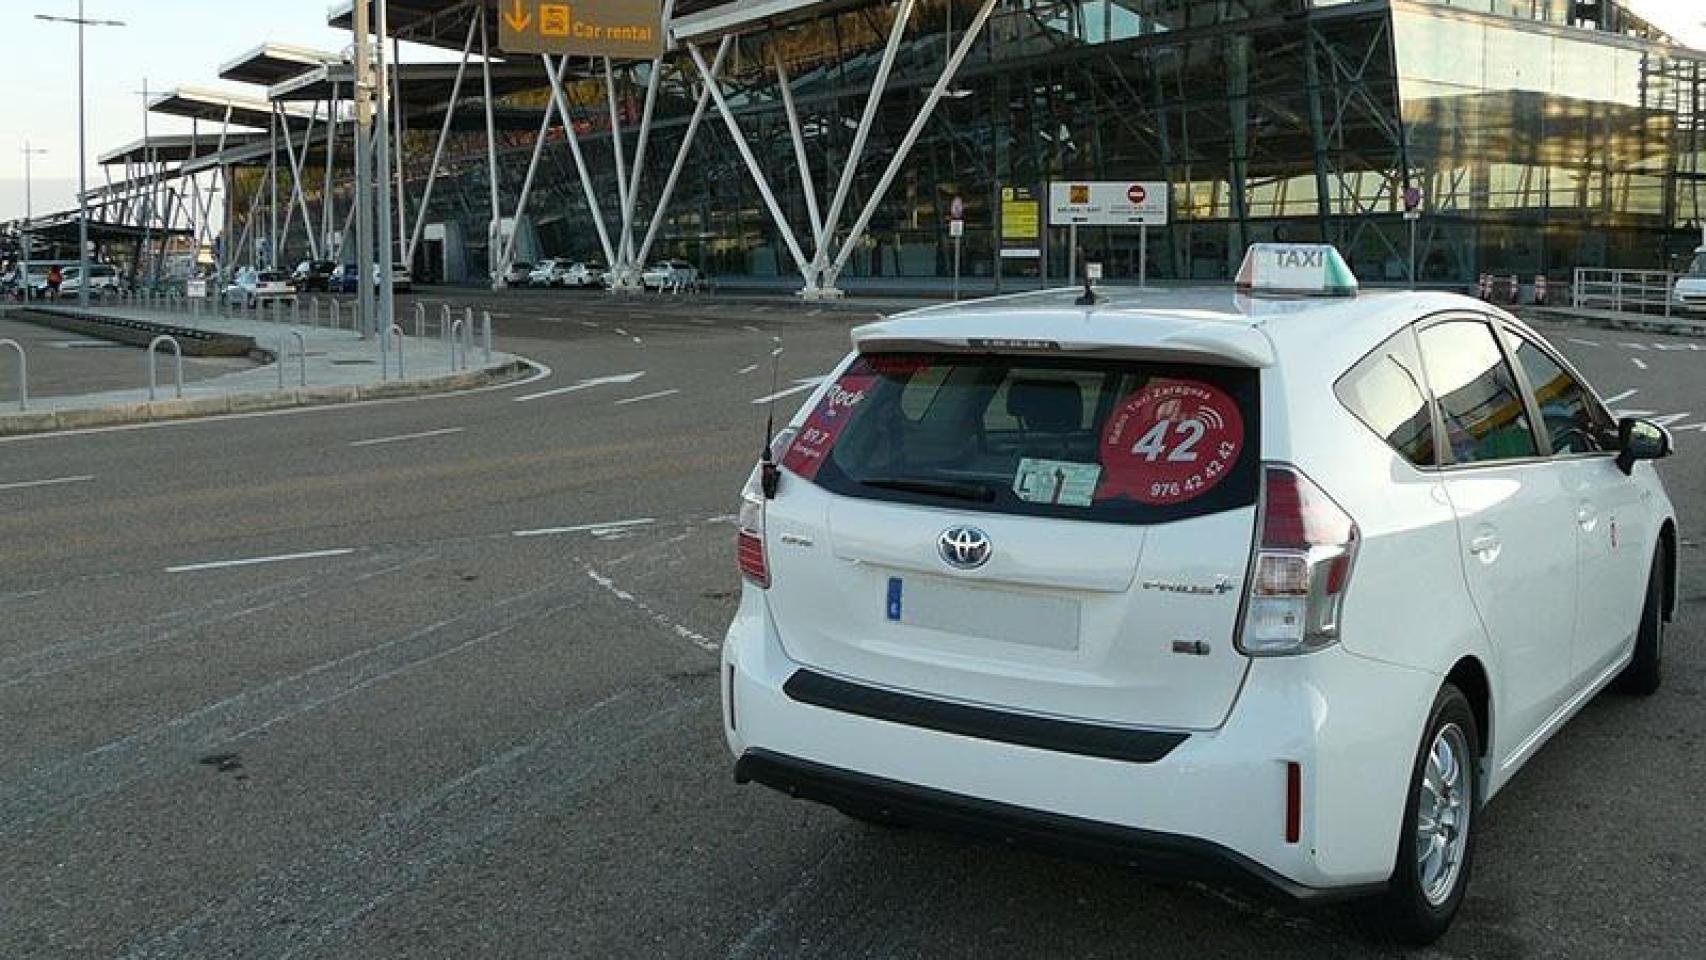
[1335,327,1437,468]
[1418,320,1539,464]
[782,353,1261,525]
[1500,329,1616,454]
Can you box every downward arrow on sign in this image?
[504,0,532,31]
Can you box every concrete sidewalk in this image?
[0,302,531,436]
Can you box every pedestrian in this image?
[46,264,63,301]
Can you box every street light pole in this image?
[19,143,48,301]
[35,1,125,310]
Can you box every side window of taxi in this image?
[1335,328,1438,468]
[1417,320,1540,465]
[1499,328,1617,454]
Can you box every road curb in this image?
[0,359,533,437]
[1521,307,1706,339]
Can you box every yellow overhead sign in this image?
[496,0,664,60]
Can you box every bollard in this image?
[440,303,453,341]
[1534,274,1547,306]
[389,323,405,379]
[330,298,342,331]
[292,297,301,326]
[482,311,493,363]
[0,338,26,410]
[310,297,321,328]
[450,317,465,370]
[414,301,426,338]
[278,331,307,388]
[147,335,183,401]
[1507,275,1519,305]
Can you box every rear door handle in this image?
[1576,503,1599,531]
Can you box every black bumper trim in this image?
[736,749,1382,904]
[782,669,1188,764]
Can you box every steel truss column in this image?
[828,0,998,286]
[278,101,324,260]
[773,49,823,246]
[634,36,730,268]
[542,53,620,271]
[500,55,570,271]
[687,41,812,283]
[322,86,340,255]
[406,14,479,265]
[610,2,674,291]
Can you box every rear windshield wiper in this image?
[859,476,998,503]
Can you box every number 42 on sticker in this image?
[1130,419,1205,462]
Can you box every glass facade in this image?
[366,0,1705,286]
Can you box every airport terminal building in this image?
[11,0,1706,294]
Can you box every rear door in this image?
[762,350,1264,731]
[1418,317,1579,752]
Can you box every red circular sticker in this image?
[1098,380,1245,505]
[1127,184,1148,205]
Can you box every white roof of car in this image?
[855,287,1486,371]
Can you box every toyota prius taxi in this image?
[721,244,1678,943]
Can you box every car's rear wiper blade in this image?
[860,476,998,503]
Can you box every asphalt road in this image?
[0,291,1700,960]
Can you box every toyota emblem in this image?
[938,526,992,570]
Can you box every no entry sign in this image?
[1048,181,1169,226]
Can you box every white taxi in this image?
[722,245,1678,943]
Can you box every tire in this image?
[1351,683,1479,945]
[1612,548,1666,695]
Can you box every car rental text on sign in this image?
[496,0,665,59]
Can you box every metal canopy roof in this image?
[270,59,550,108]
[97,134,270,166]
[219,43,343,86]
[672,0,866,43]
[148,87,315,131]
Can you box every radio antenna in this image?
[759,335,784,498]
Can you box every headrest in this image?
[1006,379,1082,434]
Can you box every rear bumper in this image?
[723,586,1441,894]
[735,748,1380,903]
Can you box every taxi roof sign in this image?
[1235,244,1358,297]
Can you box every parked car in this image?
[59,264,125,298]
[291,259,338,292]
[565,261,607,288]
[503,262,535,287]
[1673,244,1706,312]
[224,267,297,308]
[723,242,1679,945]
[529,259,571,287]
[328,262,412,294]
[641,259,700,291]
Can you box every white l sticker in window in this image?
[1013,458,1102,507]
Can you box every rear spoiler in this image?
[852,313,1275,369]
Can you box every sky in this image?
[0,0,1703,222]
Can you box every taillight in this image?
[735,428,795,589]
[736,465,770,588]
[1237,465,1358,656]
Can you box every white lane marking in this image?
[736,363,759,375]
[579,320,599,328]
[348,427,465,448]
[1602,388,1638,404]
[1674,423,1706,433]
[1620,342,1649,351]
[742,325,763,334]
[512,518,656,539]
[751,377,826,406]
[513,370,645,403]
[1631,357,1649,370]
[1615,409,1655,417]
[0,359,554,446]
[1566,337,1600,347]
[166,548,356,575]
[614,389,680,406]
[585,567,719,653]
[614,327,629,337]
[0,475,95,493]
[1649,412,1692,427]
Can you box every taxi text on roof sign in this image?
[1235,243,1359,297]
[496,0,664,59]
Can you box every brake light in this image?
[737,465,770,588]
[735,429,796,589]
[1238,465,1358,656]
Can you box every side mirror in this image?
[1616,417,1673,476]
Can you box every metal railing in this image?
[0,338,26,410]
[277,331,307,388]
[147,335,183,401]
[1572,268,1680,319]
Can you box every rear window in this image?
[257,271,288,282]
[782,353,1261,525]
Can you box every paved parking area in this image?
[0,293,1700,959]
